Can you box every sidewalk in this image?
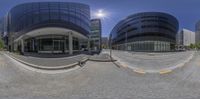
[5,52,89,70]
[89,53,116,62]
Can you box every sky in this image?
[0,0,200,37]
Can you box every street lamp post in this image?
[125,31,128,51]
[109,34,112,60]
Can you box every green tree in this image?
[195,42,200,50]
[189,43,195,49]
[0,38,4,50]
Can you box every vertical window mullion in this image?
[48,2,50,21]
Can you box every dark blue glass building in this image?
[7,2,90,54]
[110,12,179,51]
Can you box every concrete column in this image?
[21,39,24,53]
[32,39,35,52]
[69,32,73,55]
[64,36,66,53]
[13,42,17,51]
[88,37,91,53]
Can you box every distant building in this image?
[101,37,109,49]
[90,19,102,51]
[177,29,195,47]
[0,18,4,39]
[196,21,200,44]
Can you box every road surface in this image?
[0,51,200,99]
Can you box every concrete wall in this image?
[178,29,195,46]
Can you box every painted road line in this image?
[133,68,146,74]
[159,69,172,74]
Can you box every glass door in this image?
[53,40,64,53]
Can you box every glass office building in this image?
[90,19,102,51]
[7,2,90,54]
[110,12,179,52]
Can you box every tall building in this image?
[177,29,195,47]
[196,21,200,44]
[0,18,4,39]
[90,19,102,51]
[110,12,179,52]
[6,2,91,55]
[3,15,9,48]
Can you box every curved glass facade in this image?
[8,2,90,39]
[7,2,91,54]
[110,12,179,51]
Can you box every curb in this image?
[88,58,117,62]
[113,61,146,74]
[120,62,128,68]
[133,68,146,74]
[159,69,172,74]
[80,57,89,63]
[6,52,88,70]
[88,56,117,62]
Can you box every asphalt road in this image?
[0,51,200,99]
[106,50,194,70]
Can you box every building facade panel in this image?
[110,12,179,52]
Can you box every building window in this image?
[73,37,79,50]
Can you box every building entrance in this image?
[24,35,66,54]
[52,40,64,53]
